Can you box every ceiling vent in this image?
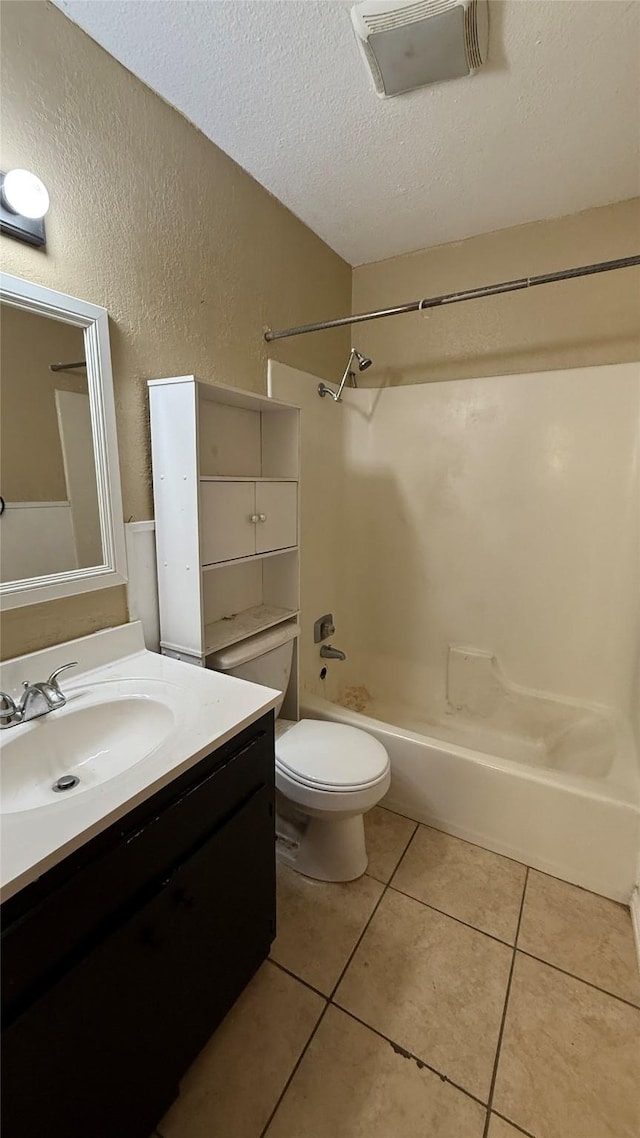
[351,0,489,98]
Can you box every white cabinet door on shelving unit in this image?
[200,482,256,564]
[255,483,297,554]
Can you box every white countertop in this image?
[0,622,279,902]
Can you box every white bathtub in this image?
[301,693,640,902]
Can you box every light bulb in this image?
[2,169,50,220]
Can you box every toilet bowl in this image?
[275,717,390,880]
[208,624,390,882]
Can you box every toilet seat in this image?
[275,719,389,792]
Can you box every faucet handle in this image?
[47,662,78,691]
[0,692,19,724]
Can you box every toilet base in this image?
[276,810,368,882]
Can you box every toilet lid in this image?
[275,719,389,790]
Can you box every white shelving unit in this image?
[149,377,301,690]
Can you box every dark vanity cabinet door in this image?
[1,713,276,1138]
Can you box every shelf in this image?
[204,604,298,655]
[199,476,298,483]
[195,379,299,413]
[201,546,298,571]
[150,377,299,686]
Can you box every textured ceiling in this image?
[53,0,640,266]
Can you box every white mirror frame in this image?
[0,273,127,609]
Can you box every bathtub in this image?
[300,692,640,902]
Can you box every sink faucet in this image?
[0,662,77,730]
[319,645,346,661]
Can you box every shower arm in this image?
[318,352,358,401]
[264,254,640,342]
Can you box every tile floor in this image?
[157,807,640,1138]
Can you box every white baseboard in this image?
[631,886,640,977]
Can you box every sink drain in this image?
[52,774,80,793]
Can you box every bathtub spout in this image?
[320,645,346,661]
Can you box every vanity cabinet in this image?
[149,377,300,674]
[1,712,276,1138]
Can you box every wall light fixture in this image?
[0,169,50,247]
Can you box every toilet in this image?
[208,623,390,882]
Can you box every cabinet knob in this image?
[249,514,260,524]
[258,514,267,523]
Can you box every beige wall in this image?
[0,305,87,501]
[352,200,640,385]
[0,1,350,659]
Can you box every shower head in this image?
[317,347,374,401]
[354,350,372,371]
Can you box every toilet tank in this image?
[208,622,298,717]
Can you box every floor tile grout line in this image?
[490,1107,537,1137]
[268,956,328,1000]
[260,821,424,1133]
[270,853,638,1136]
[328,879,389,1001]
[386,875,640,1007]
[163,841,637,1138]
[377,803,420,824]
[384,810,532,872]
[155,960,324,1138]
[327,819,421,1002]
[330,1000,488,1111]
[270,817,509,1122]
[382,879,638,1008]
[481,866,529,1138]
[266,823,524,1132]
[387,819,421,891]
[383,808,640,908]
[270,935,639,1124]
[388,882,520,949]
[513,947,640,1010]
[259,829,420,1138]
[527,863,637,904]
[258,1000,330,1138]
[159,820,638,1138]
[367,815,418,886]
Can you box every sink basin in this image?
[1,680,182,814]
[0,620,280,901]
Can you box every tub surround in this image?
[268,360,639,722]
[0,621,279,900]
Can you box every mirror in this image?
[0,274,126,608]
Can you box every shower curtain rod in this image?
[264,254,640,342]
